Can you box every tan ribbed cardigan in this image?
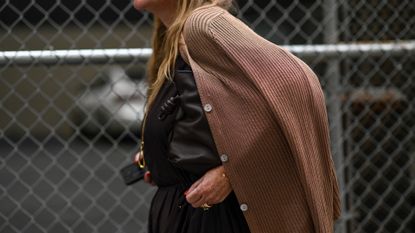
[179,5,341,233]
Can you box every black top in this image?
[144,56,222,186]
[144,56,250,233]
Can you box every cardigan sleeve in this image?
[184,6,341,231]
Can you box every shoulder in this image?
[184,6,226,31]
[181,5,234,65]
[183,5,235,42]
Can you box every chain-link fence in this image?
[1,0,414,233]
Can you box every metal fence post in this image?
[323,1,347,233]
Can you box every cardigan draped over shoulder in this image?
[179,5,341,233]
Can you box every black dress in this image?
[144,57,251,233]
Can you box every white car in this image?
[74,66,147,138]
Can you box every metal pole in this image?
[0,42,414,66]
[0,48,152,66]
[323,1,347,233]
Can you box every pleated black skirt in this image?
[148,185,250,233]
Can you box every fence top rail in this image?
[1,41,414,66]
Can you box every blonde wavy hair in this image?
[145,0,234,111]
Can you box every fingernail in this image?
[184,190,189,196]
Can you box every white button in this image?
[240,203,248,212]
[203,104,212,112]
[220,154,228,162]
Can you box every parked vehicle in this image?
[72,66,147,139]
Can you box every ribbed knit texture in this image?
[179,5,341,233]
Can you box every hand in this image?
[134,151,155,186]
[134,151,141,165]
[185,166,232,208]
[143,171,155,185]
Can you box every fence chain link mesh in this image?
[1,0,414,233]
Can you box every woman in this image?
[133,0,341,232]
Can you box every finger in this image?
[202,189,223,205]
[193,196,209,208]
[186,187,203,205]
[186,178,203,195]
[144,171,152,184]
[198,178,231,205]
[134,152,140,162]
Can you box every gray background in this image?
[1,0,415,232]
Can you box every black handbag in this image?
[119,162,146,185]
